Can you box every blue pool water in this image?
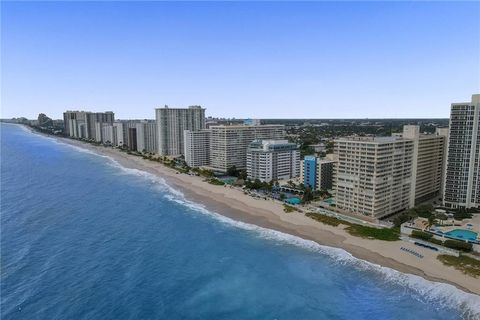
[446,229,478,241]
[285,197,301,205]
[2,124,480,319]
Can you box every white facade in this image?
[136,121,157,153]
[101,123,114,144]
[155,106,206,156]
[444,94,480,209]
[113,122,124,147]
[209,125,285,172]
[184,129,211,167]
[334,137,414,219]
[246,140,300,182]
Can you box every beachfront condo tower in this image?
[300,156,335,191]
[444,94,480,209]
[155,106,206,156]
[209,124,285,172]
[184,129,211,168]
[246,140,300,182]
[400,125,448,206]
[334,136,414,219]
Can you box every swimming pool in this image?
[286,197,301,205]
[445,229,478,241]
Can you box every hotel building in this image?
[444,94,480,209]
[246,140,300,182]
[184,129,211,167]
[209,124,285,172]
[155,106,206,156]
[334,136,414,219]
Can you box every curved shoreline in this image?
[18,126,480,298]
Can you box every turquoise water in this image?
[446,229,478,241]
[323,198,336,205]
[285,197,301,205]
[2,124,480,319]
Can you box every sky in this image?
[1,1,479,120]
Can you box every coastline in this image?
[21,127,480,297]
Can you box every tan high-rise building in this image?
[155,106,205,156]
[401,125,448,206]
[334,137,414,219]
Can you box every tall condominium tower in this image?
[402,125,448,206]
[444,94,480,209]
[334,137,414,219]
[184,129,211,168]
[209,124,285,172]
[155,106,206,156]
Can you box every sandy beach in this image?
[47,134,480,296]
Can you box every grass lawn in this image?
[345,224,400,241]
[437,255,480,278]
[305,212,342,226]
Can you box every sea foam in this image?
[31,131,480,319]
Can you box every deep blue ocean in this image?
[1,123,479,320]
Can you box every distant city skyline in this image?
[2,1,479,119]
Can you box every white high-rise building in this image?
[444,94,480,209]
[136,120,157,153]
[113,122,125,147]
[334,137,414,219]
[155,106,206,156]
[246,140,300,182]
[209,125,285,172]
[184,129,211,167]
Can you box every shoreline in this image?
[20,126,480,297]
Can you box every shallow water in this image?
[2,124,479,319]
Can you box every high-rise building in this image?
[300,156,335,191]
[155,106,206,156]
[63,110,114,141]
[128,128,137,151]
[136,120,157,153]
[334,137,414,219]
[209,124,285,172]
[401,125,448,206]
[246,140,300,182]
[112,122,124,147]
[444,94,480,209]
[184,129,211,167]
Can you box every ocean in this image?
[1,123,479,320]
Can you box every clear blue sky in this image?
[1,1,479,119]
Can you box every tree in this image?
[302,186,314,204]
[279,193,286,201]
[227,165,239,177]
[427,215,436,230]
[238,169,248,180]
